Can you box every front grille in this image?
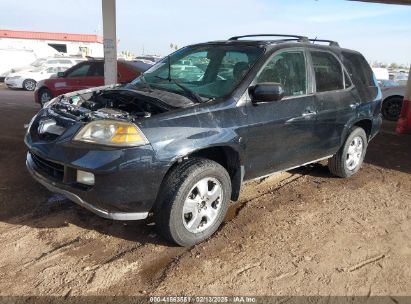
[30,152,64,182]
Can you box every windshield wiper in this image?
[154,75,204,104]
[150,55,203,104]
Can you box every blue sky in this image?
[0,0,410,64]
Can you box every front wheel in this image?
[23,79,36,91]
[155,158,231,246]
[38,88,53,107]
[328,127,368,178]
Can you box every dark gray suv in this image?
[25,34,382,246]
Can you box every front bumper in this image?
[5,78,23,89]
[25,138,170,220]
[26,153,149,220]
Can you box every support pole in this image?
[102,0,117,85]
[396,67,411,134]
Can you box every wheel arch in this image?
[160,145,244,202]
[37,86,53,105]
[383,94,404,104]
[341,118,373,147]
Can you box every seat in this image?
[232,62,250,83]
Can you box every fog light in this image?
[76,170,95,185]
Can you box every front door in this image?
[54,62,93,95]
[244,49,319,179]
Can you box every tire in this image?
[23,79,37,91]
[328,127,368,178]
[38,88,53,107]
[382,97,403,121]
[155,158,231,246]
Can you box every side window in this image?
[46,67,57,73]
[65,63,91,78]
[311,51,344,92]
[90,62,104,76]
[256,51,307,97]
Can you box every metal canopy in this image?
[351,0,411,5]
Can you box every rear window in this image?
[342,51,377,102]
[342,52,374,87]
[311,51,344,92]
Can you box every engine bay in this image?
[49,88,172,122]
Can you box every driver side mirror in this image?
[57,71,65,78]
[249,83,284,104]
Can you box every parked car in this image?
[0,49,38,81]
[134,55,162,64]
[393,72,408,86]
[25,34,381,246]
[34,59,147,105]
[2,56,85,79]
[5,65,70,91]
[378,79,405,121]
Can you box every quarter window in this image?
[256,51,307,97]
[311,51,344,92]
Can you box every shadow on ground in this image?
[365,120,411,174]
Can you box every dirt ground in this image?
[0,85,410,297]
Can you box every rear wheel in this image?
[155,158,231,246]
[38,88,53,107]
[382,97,403,121]
[328,127,368,178]
[23,79,36,91]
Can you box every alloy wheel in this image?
[346,136,364,171]
[182,177,223,233]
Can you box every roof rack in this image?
[309,39,340,47]
[229,34,309,43]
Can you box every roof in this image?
[0,29,103,43]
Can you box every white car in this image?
[5,65,69,91]
[378,79,406,121]
[1,57,85,79]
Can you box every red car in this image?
[34,59,146,106]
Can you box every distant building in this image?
[0,29,103,57]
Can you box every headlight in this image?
[74,120,149,147]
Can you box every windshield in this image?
[131,45,263,100]
[31,58,47,67]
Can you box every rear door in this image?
[244,48,319,179]
[309,50,358,157]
